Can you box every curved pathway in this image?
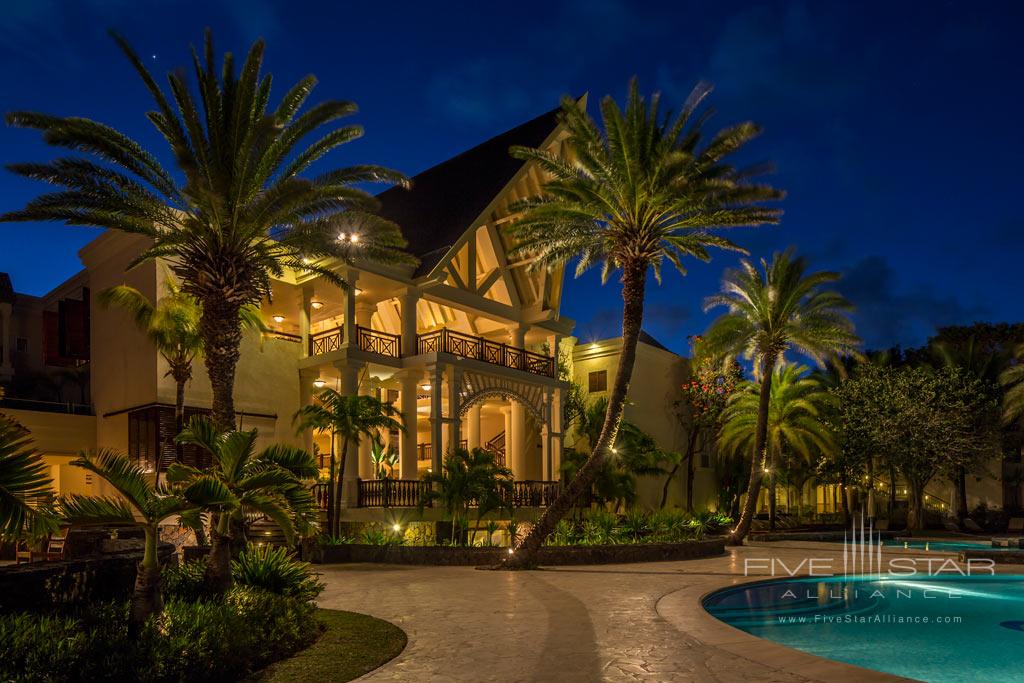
[316,546,908,682]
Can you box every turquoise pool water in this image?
[704,575,1024,682]
[882,539,1001,552]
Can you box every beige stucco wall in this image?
[570,336,715,511]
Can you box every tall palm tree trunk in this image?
[728,355,777,545]
[333,436,350,537]
[505,262,646,568]
[205,512,233,593]
[200,298,242,430]
[662,429,698,511]
[326,434,337,537]
[130,526,163,632]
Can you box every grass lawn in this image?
[249,609,407,682]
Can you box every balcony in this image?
[304,325,556,378]
[417,328,555,378]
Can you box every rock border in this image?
[312,537,725,566]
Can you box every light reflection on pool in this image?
[704,574,1024,682]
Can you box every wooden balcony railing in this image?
[312,482,330,510]
[349,479,561,508]
[417,328,555,378]
[310,326,343,356]
[417,441,467,462]
[357,479,431,508]
[510,480,562,507]
[356,325,401,358]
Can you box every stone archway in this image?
[455,370,549,424]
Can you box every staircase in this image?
[485,431,506,467]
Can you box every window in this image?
[588,370,608,392]
[15,337,28,353]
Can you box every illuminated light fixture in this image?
[507,548,514,555]
[421,383,431,391]
[311,301,324,310]
[354,287,363,296]
[350,233,360,243]
[337,232,348,242]
[272,315,285,323]
[763,467,771,474]
[313,378,326,389]
[302,257,312,265]
[392,524,401,532]
[610,447,617,454]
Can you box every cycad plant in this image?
[369,438,400,479]
[98,277,267,486]
[700,249,858,543]
[56,450,231,628]
[292,389,404,537]
[503,79,782,567]
[3,30,413,429]
[168,416,319,592]
[0,417,58,540]
[718,363,835,530]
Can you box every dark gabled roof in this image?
[0,273,14,304]
[639,330,672,353]
[376,105,563,278]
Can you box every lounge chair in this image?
[44,528,70,561]
[14,539,42,564]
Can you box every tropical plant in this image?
[369,437,399,480]
[718,363,835,529]
[502,79,783,568]
[231,543,324,599]
[672,336,742,510]
[98,278,266,487]
[560,448,636,511]
[699,249,858,543]
[1000,344,1024,428]
[2,30,413,430]
[55,449,231,627]
[292,388,404,537]
[168,416,319,592]
[0,417,58,540]
[419,448,513,545]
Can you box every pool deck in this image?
[313,542,1005,682]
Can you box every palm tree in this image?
[292,389,404,537]
[700,250,858,544]
[98,278,267,487]
[503,80,783,567]
[2,30,413,430]
[0,416,58,540]
[168,416,319,592]
[1002,344,1024,426]
[56,449,230,628]
[420,448,514,545]
[718,363,835,530]
[369,438,399,479]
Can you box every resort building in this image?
[0,102,1011,523]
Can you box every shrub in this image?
[163,558,209,602]
[0,590,320,683]
[232,544,324,600]
[581,509,618,545]
[619,509,650,542]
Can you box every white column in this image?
[336,361,361,508]
[466,403,481,450]
[541,389,553,480]
[445,365,462,453]
[298,369,318,457]
[299,286,313,358]
[501,406,512,472]
[341,269,358,348]
[510,400,526,479]
[551,386,563,480]
[428,365,443,473]
[399,288,420,357]
[358,381,375,479]
[398,370,420,479]
[354,300,376,351]
[509,323,526,349]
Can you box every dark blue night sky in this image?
[1,1,1021,354]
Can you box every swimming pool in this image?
[881,538,1002,552]
[704,574,1024,682]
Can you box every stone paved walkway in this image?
[316,545,912,682]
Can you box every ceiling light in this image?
[421,383,431,391]
[313,378,326,389]
[272,315,285,323]
[311,301,323,310]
